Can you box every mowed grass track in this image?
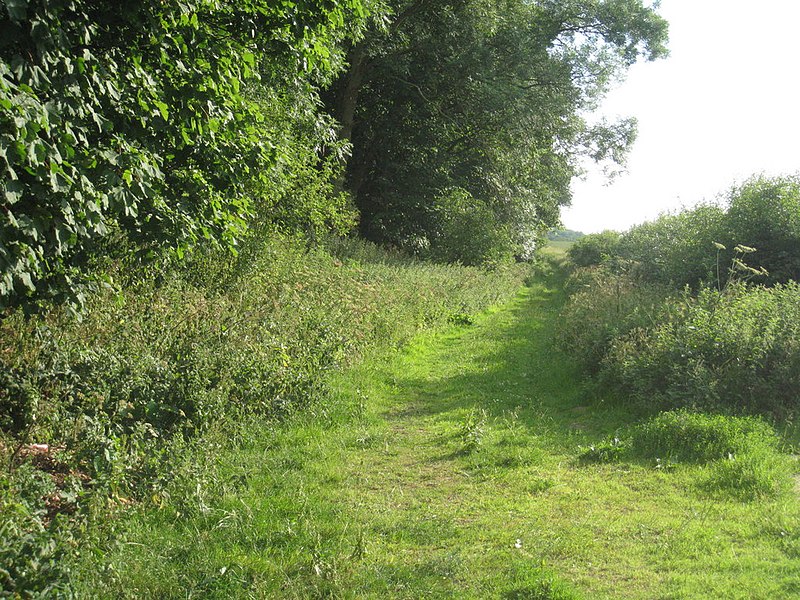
[89,272,800,598]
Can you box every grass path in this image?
[94,273,800,598]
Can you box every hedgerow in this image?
[0,0,371,312]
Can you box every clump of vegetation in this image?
[0,464,78,597]
[630,410,779,463]
[705,446,793,501]
[578,435,629,463]
[566,231,621,268]
[604,282,800,414]
[459,408,489,453]
[617,202,727,288]
[559,174,800,418]
[615,175,800,289]
[580,410,794,500]
[0,0,373,313]
[557,268,668,373]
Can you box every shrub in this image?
[557,268,668,373]
[0,0,371,312]
[614,175,800,289]
[0,464,77,598]
[603,283,800,414]
[427,188,515,267]
[724,174,800,284]
[567,231,621,268]
[617,203,727,288]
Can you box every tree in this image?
[724,174,800,284]
[326,0,668,262]
[0,0,372,312]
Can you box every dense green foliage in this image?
[329,0,668,260]
[557,267,667,373]
[0,0,673,311]
[0,0,373,311]
[566,230,621,267]
[605,282,800,415]
[559,174,800,417]
[724,175,800,284]
[589,175,800,289]
[616,203,727,287]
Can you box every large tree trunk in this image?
[335,43,368,144]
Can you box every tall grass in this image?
[603,282,800,415]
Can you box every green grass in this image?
[77,268,800,598]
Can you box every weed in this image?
[578,436,629,463]
[459,408,488,453]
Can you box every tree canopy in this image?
[327,0,668,262]
[1,0,668,311]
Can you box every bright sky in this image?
[561,0,800,234]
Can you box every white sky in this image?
[561,0,800,234]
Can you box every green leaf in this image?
[155,100,169,121]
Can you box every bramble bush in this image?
[611,175,800,289]
[617,203,727,288]
[603,282,800,415]
[724,174,800,285]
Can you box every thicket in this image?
[570,175,800,289]
[561,174,800,489]
[603,282,800,415]
[566,230,621,268]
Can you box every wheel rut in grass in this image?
[329,279,605,596]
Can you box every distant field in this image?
[540,240,573,257]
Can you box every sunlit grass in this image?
[78,268,800,598]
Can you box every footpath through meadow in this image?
[103,272,800,598]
